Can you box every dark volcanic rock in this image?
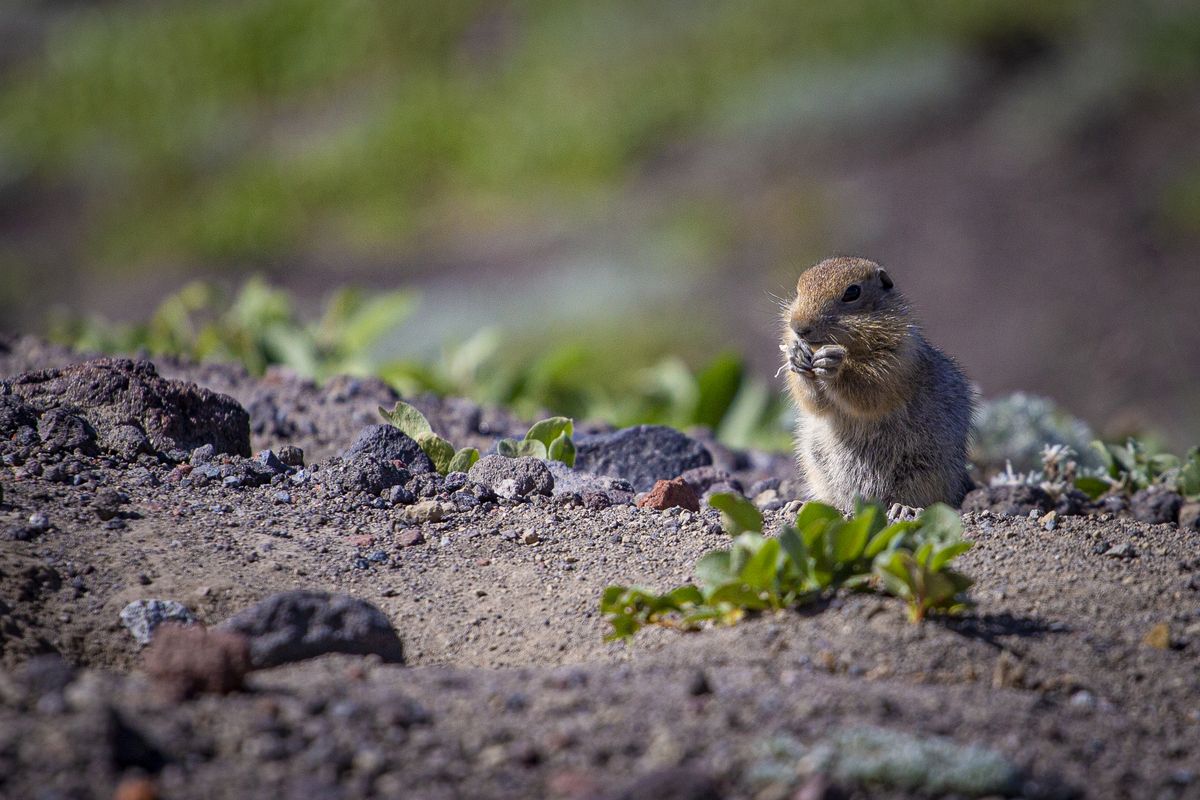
[1180,501,1200,532]
[36,407,98,455]
[7,358,250,458]
[961,484,1054,517]
[219,590,404,669]
[680,465,743,496]
[574,425,712,492]
[1131,486,1183,525]
[342,425,434,474]
[468,455,554,499]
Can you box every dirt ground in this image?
[1,337,1198,799]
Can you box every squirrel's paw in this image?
[779,338,815,378]
[810,344,846,378]
[887,503,923,523]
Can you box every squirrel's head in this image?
[786,256,911,353]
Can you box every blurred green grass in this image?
[1,0,1104,270]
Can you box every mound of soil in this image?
[1,345,1198,799]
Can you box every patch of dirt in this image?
[1,349,1198,799]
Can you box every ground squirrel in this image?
[779,256,974,514]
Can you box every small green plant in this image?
[497,417,576,467]
[1073,437,1193,499]
[49,276,415,380]
[600,494,974,641]
[378,401,479,476]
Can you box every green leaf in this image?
[865,520,918,557]
[739,538,781,592]
[778,526,809,572]
[1073,475,1110,500]
[1178,447,1200,499]
[706,581,770,610]
[930,540,973,572]
[498,438,546,459]
[664,585,705,607]
[547,431,576,467]
[832,506,875,563]
[416,431,455,475]
[916,504,963,541]
[378,400,433,439]
[693,353,744,430]
[795,501,843,530]
[694,550,734,589]
[708,492,763,535]
[525,417,574,449]
[448,447,480,474]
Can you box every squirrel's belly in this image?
[798,416,939,508]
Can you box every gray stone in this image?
[1131,486,1183,525]
[219,590,404,669]
[36,408,97,455]
[961,484,1054,517]
[9,358,250,457]
[468,455,554,499]
[545,461,634,505]
[342,425,434,474]
[574,425,712,492]
[119,599,197,645]
[681,465,743,496]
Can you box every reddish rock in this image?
[142,623,251,700]
[347,534,375,548]
[636,478,700,512]
[397,529,426,547]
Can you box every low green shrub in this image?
[601,495,974,640]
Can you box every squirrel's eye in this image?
[841,284,861,303]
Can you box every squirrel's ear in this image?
[878,269,894,290]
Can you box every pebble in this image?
[520,529,540,545]
[397,529,425,547]
[273,491,291,505]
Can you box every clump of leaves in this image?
[1073,438,1198,499]
[601,494,974,640]
[497,417,576,467]
[50,276,415,381]
[378,401,479,476]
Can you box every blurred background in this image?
[2,0,1199,449]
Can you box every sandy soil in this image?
[1,339,1198,799]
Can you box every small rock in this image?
[468,454,554,499]
[91,488,127,521]
[1038,510,1057,531]
[219,590,404,668]
[254,449,287,474]
[1180,501,1200,532]
[120,599,197,646]
[1104,542,1136,559]
[190,444,216,464]
[637,478,700,512]
[680,465,744,496]
[397,529,425,547]
[520,529,540,545]
[574,425,712,492]
[1143,622,1172,650]
[545,461,634,505]
[113,776,159,800]
[388,485,417,506]
[1131,486,1183,525]
[342,425,434,474]
[402,500,449,524]
[272,491,291,505]
[27,511,50,532]
[277,444,305,467]
[961,484,1053,517]
[596,767,721,800]
[142,623,251,699]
